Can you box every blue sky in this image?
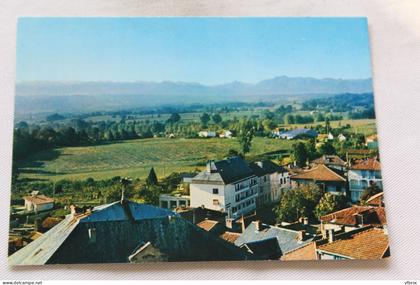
[17,17,372,84]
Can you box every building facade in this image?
[190,157,259,219]
[348,158,382,202]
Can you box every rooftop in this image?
[351,158,381,171]
[318,228,389,259]
[249,160,288,177]
[220,231,241,243]
[291,164,346,182]
[281,242,318,261]
[196,219,219,232]
[366,192,385,207]
[235,221,315,256]
[320,206,387,227]
[192,156,255,185]
[311,155,346,167]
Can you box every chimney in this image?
[240,215,246,233]
[225,218,233,229]
[206,160,217,173]
[297,230,305,242]
[328,229,335,243]
[303,217,309,225]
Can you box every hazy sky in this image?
[17,17,372,84]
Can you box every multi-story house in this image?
[290,164,347,195]
[190,156,259,219]
[249,160,291,206]
[348,158,382,202]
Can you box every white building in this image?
[348,158,382,202]
[159,194,190,209]
[23,193,54,213]
[249,160,291,205]
[198,131,217,138]
[219,130,233,138]
[338,133,347,142]
[190,157,258,219]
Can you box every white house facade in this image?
[190,157,258,219]
[348,158,382,202]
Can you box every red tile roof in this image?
[291,164,346,182]
[281,242,318,261]
[318,228,389,259]
[42,217,63,229]
[320,206,387,227]
[366,192,384,207]
[220,231,241,243]
[23,195,54,205]
[351,158,381,171]
[196,219,219,231]
[311,155,346,167]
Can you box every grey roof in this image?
[311,155,346,166]
[9,201,177,265]
[192,156,255,185]
[249,160,288,177]
[8,214,79,265]
[280,128,318,138]
[235,222,315,256]
[9,200,254,265]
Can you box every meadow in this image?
[18,137,296,182]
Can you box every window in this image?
[213,199,219,206]
[212,188,219,194]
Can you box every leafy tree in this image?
[262,119,275,132]
[237,119,255,155]
[140,185,160,205]
[167,113,181,124]
[200,113,211,126]
[314,193,348,218]
[360,181,381,203]
[292,142,308,167]
[274,184,323,223]
[212,114,222,124]
[146,167,158,186]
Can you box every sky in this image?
[16,17,372,85]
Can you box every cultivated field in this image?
[18,137,295,182]
[282,119,377,136]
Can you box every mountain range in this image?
[14,76,373,115]
[16,76,372,97]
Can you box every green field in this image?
[281,119,377,136]
[18,137,295,182]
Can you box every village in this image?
[8,125,388,264]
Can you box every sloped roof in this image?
[366,192,384,207]
[318,228,389,259]
[235,222,314,256]
[192,156,255,185]
[23,195,54,205]
[9,200,177,265]
[291,164,346,182]
[196,219,219,231]
[281,242,318,261]
[351,158,381,171]
[249,160,288,177]
[311,155,346,167]
[81,200,175,223]
[320,206,387,227]
[241,237,281,259]
[280,128,318,138]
